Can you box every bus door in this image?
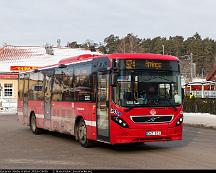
[96,72,110,142]
[23,74,29,124]
[43,69,54,122]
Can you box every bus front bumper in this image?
[110,125,183,144]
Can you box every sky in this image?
[0,0,216,46]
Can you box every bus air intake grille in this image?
[130,115,173,123]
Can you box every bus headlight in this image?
[176,116,183,126]
[111,116,129,128]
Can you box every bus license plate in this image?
[146,131,161,136]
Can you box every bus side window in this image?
[52,69,63,102]
[74,64,93,102]
[62,66,74,102]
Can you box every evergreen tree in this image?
[104,34,120,53]
[67,32,216,79]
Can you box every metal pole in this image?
[190,53,193,81]
[201,83,204,98]
[162,45,165,55]
[0,84,2,109]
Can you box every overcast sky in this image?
[0,0,216,46]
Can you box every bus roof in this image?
[23,53,179,72]
[58,53,179,65]
[107,53,179,61]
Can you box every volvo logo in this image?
[148,116,159,122]
[150,109,156,115]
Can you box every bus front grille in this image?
[130,115,173,123]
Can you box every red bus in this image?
[17,53,183,147]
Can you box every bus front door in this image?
[43,70,54,129]
[96,73,110,142]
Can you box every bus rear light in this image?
[176,116,183,126]
[111,116,129,128]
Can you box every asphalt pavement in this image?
[0,113,216,169]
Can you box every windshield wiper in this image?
[167,103,177,111]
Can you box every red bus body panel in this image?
[109,103,182,144]
[17,53,183,145]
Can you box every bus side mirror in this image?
[110,73,118,87]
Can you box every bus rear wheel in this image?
[30,113,41,135]
[78,119,92,148]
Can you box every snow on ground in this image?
[183,113,216,129]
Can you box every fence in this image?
[183,98,216,114]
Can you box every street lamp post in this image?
[162,45,165,55]
[190,53,193,81]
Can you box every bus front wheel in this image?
[78,119,92,148]
[30,113,41,135]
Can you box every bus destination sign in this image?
[122,60,179,71]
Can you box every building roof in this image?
[185,81,216,86]
[0,45,101,72]
[206,65,216,81]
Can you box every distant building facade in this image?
[0,73,18,111]
[184,65,216,98]
[206,65,216,81]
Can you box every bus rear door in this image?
[43,69,54,129]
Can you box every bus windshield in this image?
[112,70,182,107]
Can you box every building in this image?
[184,65,216,98]
[0,44,101,111]
[0,73,18,111]
[206,65,216,81]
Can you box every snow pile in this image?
[183,113,216,128]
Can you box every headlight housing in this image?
[176,116,183,126]
[111,116,129,128]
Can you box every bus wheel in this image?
[30,113,41,135]
[78,119,92,148]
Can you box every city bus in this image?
[17,53,183,147]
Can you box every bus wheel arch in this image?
[75,116,93,148]
[74,116,83,141]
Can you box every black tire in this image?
[30,113,42,135]
[78,119,92,148]
[74,123,79,142]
